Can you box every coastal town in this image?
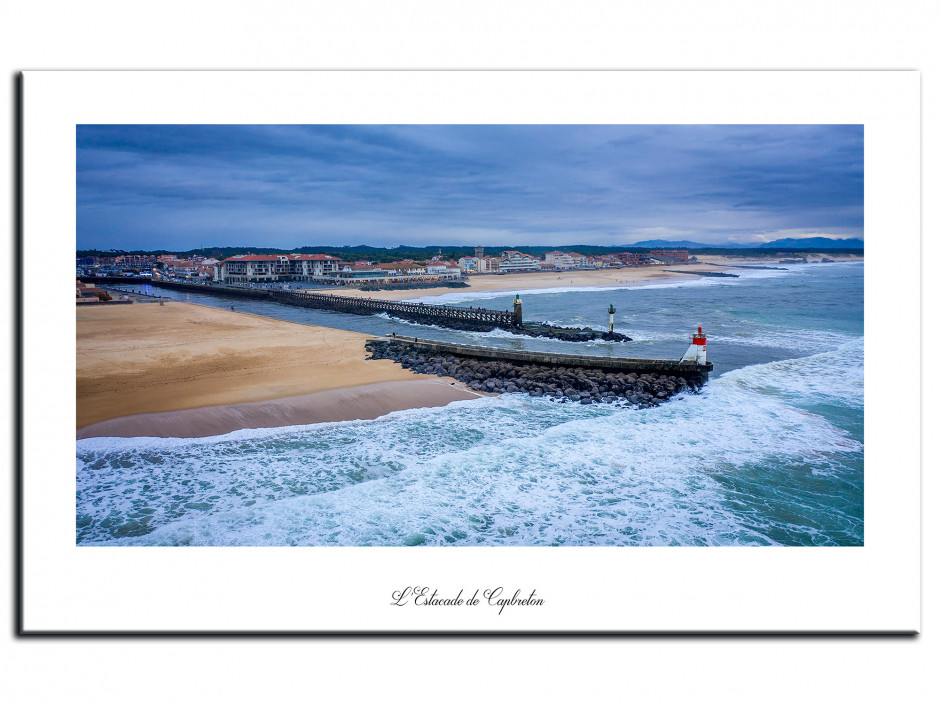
[75,245,723,437]
[70,123,868,556]
[74,242,861,437]
[77,247,696,288]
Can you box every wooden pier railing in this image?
[267,290,519,327]
[122,279,522,329]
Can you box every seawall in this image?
[367,335,712,381]
[366,337,711,407]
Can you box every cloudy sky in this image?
[76,124,863,250]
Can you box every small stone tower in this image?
[513,294,523,325]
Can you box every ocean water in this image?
[78,262,864,546]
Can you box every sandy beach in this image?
[320,254,862,301]
[76,380,479,439]
[77,255,861,437]
[77,303,478,436]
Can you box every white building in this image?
[498,251,540,272]
[568,253,590,268]
[377,261,427,276]
[590,255,620,268]
[545,251,590,268]
[459,256,505,274]
[218,254,342,283]
[458,256,479,272]
[168,260,201,279]
[426,260,462,277]
[483,257,504,273]
[544,251,576,269]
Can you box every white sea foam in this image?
[377,311,640,346]
[720,338,864,408]
[79,348,863,547]
[375,311,856,357]
[403,275,740,305]
[711,329,858,354]
[403,266,822,306]
[77,263,864,547]
[402,286,632,305]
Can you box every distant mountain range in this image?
[628,237,864,250]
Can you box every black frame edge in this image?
[13,71,24,636]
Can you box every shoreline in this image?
[303,255,862,301]
[77,257,861,439]
[77,379,483,439]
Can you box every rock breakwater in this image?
[358,280,471,292]
[381,313,631,341]
[366,340,699,408]
[663,270,740,278]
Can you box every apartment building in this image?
[544,251,592,269]
[218,254,342,283]
[376,260,427,276]
[169,260,201,278]
[457,256,479,272]
[498,251,540,272]
[590,255,621,268]
[614,252,644,266]
[650,249,690,263]
[426,260,461,276]
[115,254,157,268]
[544,251,576,269]
[568,252,590,268]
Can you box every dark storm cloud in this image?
[76,124,863,250]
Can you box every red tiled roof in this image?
[223,255,279,262]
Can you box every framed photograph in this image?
[18,70,920,634]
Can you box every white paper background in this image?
[21,70,919,633]
[3,2,937,703]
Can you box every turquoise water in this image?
[78,262,863,546]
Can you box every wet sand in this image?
[77,380,480,439]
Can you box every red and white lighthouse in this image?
[680,326,707,364]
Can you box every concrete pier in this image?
[368,334,712,382]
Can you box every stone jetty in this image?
[365,337,706,408]
[358,280,471,292]
[663,270,739,278]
